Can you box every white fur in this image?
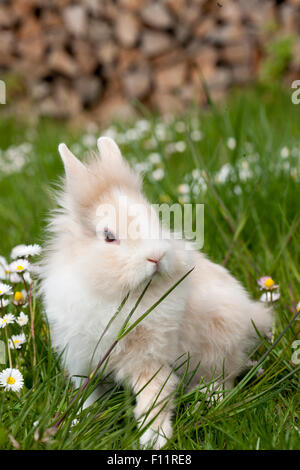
[39,138,272,449]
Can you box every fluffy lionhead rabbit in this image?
[40,137,272,449]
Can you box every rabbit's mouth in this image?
[149,258,171,281]
[147,259,164,278]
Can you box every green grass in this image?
[0,84,299,450]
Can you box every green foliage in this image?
[260,35,296,83]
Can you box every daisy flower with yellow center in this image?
[257,276,279,290]
[8,333,26,350]
[16,311,29,327]
[0,257,10,281]
[258,276,280,304]
[0,257,23,283]
[178,184,190,195]
[297,302,300,313]
[14,291,24,302]
[0,368,24,392]
[10,245,26,260]
[0,314,15,328]
[0,282,12,297]
[9,259,30,274]
[11,244,41,259]
[13,290,27,306]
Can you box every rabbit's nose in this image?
[147,255,162,264]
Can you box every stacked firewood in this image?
[0,0,299,122]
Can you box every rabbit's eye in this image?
[104,228,117,243]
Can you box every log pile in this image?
[0,0,299,122]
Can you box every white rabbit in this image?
[39,137,272,449]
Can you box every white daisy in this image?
[9,273,22,284]
[13,290,27,306]
[0,282,12,297]
[257,276,279,290]
[238,164,252,181]
[227,137,236,150]
[192,169,201,179]
[25,244,41,257]
[280,146,290,159]
[16,311,29,327]
[260,291,280,302]
[234,185,242,195]
[0,256,7,267]
[0,298,10,308]
[0,268,6,280]
[215,163,232,184]
[152,168,165,181]
[9,259,30,274]
[148,152,161,164]
[0,314,15,328]
[0,368,24,392]
[23,271,32,284]
[0,257,22,283]
[174,141,186,152]
[10,244,27,259]
[125,128,139,141]
[296,302,300,313]
[134,161,151,174]
[8,333,26,350]
[191,129,203,141]
[178,184,190,194]
[0,257,9,280]
[192,170,206,185]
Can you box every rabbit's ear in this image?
[97,136,123,165]
[58,143,87,183]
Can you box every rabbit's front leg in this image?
[130,363,178,450]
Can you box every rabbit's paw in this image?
[139,422,172,450]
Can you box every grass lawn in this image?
[0,85,299,450]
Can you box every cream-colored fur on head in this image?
[40,137,272,449]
